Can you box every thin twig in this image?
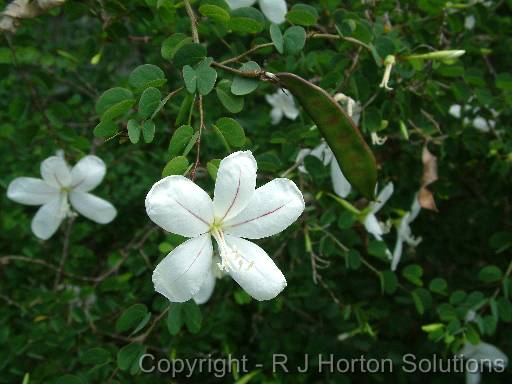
[190,95,205,180]
[183,0,199,43]
[220,42,274,65]
[54,216,76,288]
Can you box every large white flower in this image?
[391,195,422,271]
[6,154,117,240]
[363,182,394,241]
[226,0,287,24]
[265,89,299,125]
[145,151,304,302]
[460,342,508,384]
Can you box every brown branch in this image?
[183,0,199,43]
[54,216,76,288]
[190,95,205,181]
[219,42,274,65]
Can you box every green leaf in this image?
[229,8,265,34]
[276,72,377,198]
[142,120,156,143]
[195,58,217,96]
[161,33,193,61]
[216,79,244,113]
[207,159,221,180]
[183,300,202,333]
[478,265,502,283]
[169,125,194,157]
[182,65,197,93]
[199,4,230,23]
[166,304,183,335]
[174,43,206,68]
[115,303,149,333]
[129,64,166,90]
[380,271,398,295]
[56,375,85,384]
[283,26,306,54]
[411,288,432,315]
[93,120,118,138]
[231,61,260,96]
[429,278,448,294]
[270,24,284,54]
[213,117,246,148]
[95,87,135,121]
[127,119,141,144]
[402,264,423,286]
[138,87,161,118]
[81,347,111,366]
[286,4,318,26]
[117,343,146,372]
[495,73,512,91]
[162,156,189,177]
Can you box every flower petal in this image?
[145,176,214,237]
[371,182,394,214]
[193,267,216,305]
[391,234,403,271]
[330,160,351,198]
[363,213,383,240]
[224,235,286,300]
[31,194,67,240]
[40,156,72,188]
[259,0,287,24]
[70,155,106,192]
[225,0,256,9]
[213,151,257,222]
[409,195,421,222]
[270,106,283,125]
[153,234,213,303]
[223,178,304,239]
[7,177,58,205]
[69,191,117,224]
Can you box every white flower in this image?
[265,89,299,125]
[296,142,352,198]
[145,151,304,302]
[7,154,117,240]
[472,116,494,132]
[371,132,388,146]
[226,0,287,24]
[391,195,422,271]
[333,93,362,125]
[460,342,508,384]
[363,182,394,241]
[449,104,462,118]
[465,15,476,30]
[379,55,396,91]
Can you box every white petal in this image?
[473,116,491,132]
[40,156,72,188]
[449,104,462,118]
[363,214,383,240]
[465,371,481,384]
[226,0,256,9]
[193,268,216,305]
[7,177,58,205]
[371,182,394,214]
[281,97,299,121]
[224,235,286,300]
[330,160,351,198]
[213,151,257,222]
[464,15,476,30]
[296,148,312,173]
[153,234,213,303]
[70,155,106,192]
[270,106,283,125]
[391,234,404,271]
[31,194,67,240]
[145,176,214,237]
[69,191,117,224]
[259,0,287,24]
[409,195,421,221]
[223,178,304,239]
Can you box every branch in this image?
[183,0,199,43]
[54,216,76,288]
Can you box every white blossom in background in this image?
[448,103,496,132]
[465,15,476,30]
[265,89,299,125]
[146,151,304,302]
[363,182,394,241]
[460,342,508,384]
[226,0,287,24]
[371,132,388,146]
[391,196,422,271]
[379,55,396,91]
[449,104,462,118]
[7,154,117,240]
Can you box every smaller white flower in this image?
[460,342,508,384]
[226,0,287,24]
[379,55,396,91]
[391,195,422,271]
[7,154,117,240]
[363,182,394,241]
[371,132,388,146]
[472,116,494,132]
[465,15,476,30]
[265,89,299,125]
[449,104,462,118]
[146,151,304,302]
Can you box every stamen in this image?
[211,228,254,273]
